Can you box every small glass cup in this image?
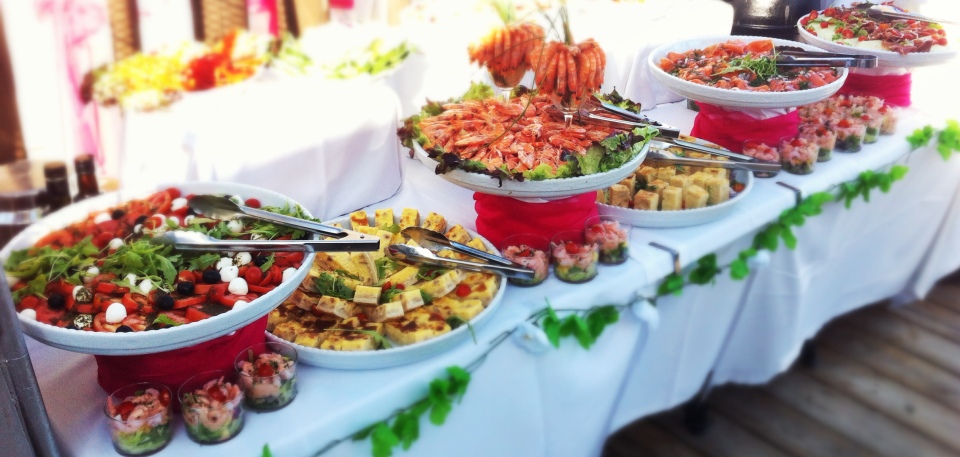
[501,234,551,287]
[860,112,883,144]
[489,66,527,102]
[800,125,836,163]
[236,342,299,411]
[879,105,899,135]
[584,215,632,265]
[741,140,781,178]
[834,120,866,152]
[550,230,599,284]
[104,382,174,456]
[779,137,818,175]
[179,370,245,444]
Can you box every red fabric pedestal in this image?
[94,316,268,395]
[474,192,599,249]
[690,102,801,152]
[837,72,912,107]
[330,0,354,8]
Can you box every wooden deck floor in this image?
[604,281,960,457]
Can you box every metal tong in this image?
[653,137,756,162]
[190,195,347,239]
[860,4,958,26]
[386,244,536,279]
[401,227,514,266]
[581,96,683,139]
[152,231,380,252]
[775,48,878,68]
[646,149,782,175]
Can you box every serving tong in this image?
[857,3,958,26]
[386,244,536,279]
[775,47,878,68]
[153,195,380,252]
[646,149,781,175]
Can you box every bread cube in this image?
[647,179,669,198]
[684,185,709,209]
[636,166,658,189]
[669,174,692,190]
[618,175,637,193]
[609,184,631,208]
[445,225,471,244]
[657,167,677,181]
[399,208,420,229]
[705,176,730,205]
[596,189,608,204]
[703,168,729,180]
[422,212,447,233]
[633,190,660,211]
[661,186,683,211]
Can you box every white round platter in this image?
[267,209,505,370]
[411,140,649,199]
[0,182,316,356]
[649,35,849,109]
[797,17,957,68]
[597,139,755,228]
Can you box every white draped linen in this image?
[25,89,960,455]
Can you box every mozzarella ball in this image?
[232,300,251,311]
[234,252,252,266]
[228,278,248,295]
[125,273,137,286]
[281,267,297,284]
[82,266,100,285]
[105,302,127,324]
[167,216,181,227]
[216,257,235,270]
[72,285,85,300]
[151,214,166,226]
[93,212,111,224]
[227,220,244,234]
[19,309,37,321]
[171,197,188,211]
[219,265,239,283]
[138,278,154,294]
[133,224,144,235]
[108,238,124,250]
[184,215,196,225]
[249,233,264,241]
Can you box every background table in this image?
[26,91,960,456]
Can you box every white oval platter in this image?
[412,140,649,199]
[267,209,505,370]
[0,182,316,355]
[797,17,957,68]
[649,35,849,109]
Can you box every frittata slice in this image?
[384,308,450,346]
[321,318,384,351]
[428,296,485,321]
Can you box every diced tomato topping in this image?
[173,295,206,309]
[564,242,581,254]
[19,296,40,310]
[820,21,830,28]
[381,282,393,291]
[396,284,405,290]
[115,401,136,420]
[248,284,275,294]
[185,308,212,323]
[838,119,852,128]
[257,363,275,377]
[206,386,226,403]
[455,284,471,297]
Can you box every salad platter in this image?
[649,35,849,108]
[1,182,317,355]
[401,85,654,198]
[797,4,956,68]
[266,207,505,369]
[597,136,755,228]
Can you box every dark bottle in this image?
[73,154,100,202]
[43,161,71,213]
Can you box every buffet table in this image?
[26,88,960,455]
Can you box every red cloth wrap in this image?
[330,0,354,8]
[474,192,598,249]
[837,72,912,107]
[690,102,801,152]
[94,316,267,395]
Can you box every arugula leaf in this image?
[153,314,183,327]
[12,274,48,302]
[259,254,275,273]
[327,328,393,349]
[420,290,434,304]
[446,316,477,344]
[313,273,355,300]
[186,253,220,272]
[716,52,780,81]
[380,223,402,235]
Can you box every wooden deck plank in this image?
[765,371,958,457]
[926,284,960,315]
[845,308,960,376]
[653,407,791,457]
[819,322,960,413]
[802,346,960,452]
[871,305,960,345]
[607,420,705,457]
[709,385,876,457]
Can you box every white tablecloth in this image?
[119,78,404,220]
[26,87,960,456]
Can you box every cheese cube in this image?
[399,289,425,311]
[400,208,420,229]
[609,184,631,208]
[633,190,660,211]
[684,185,709,209]
[354,225,380,236]
[386,266,420,287]
[465,237,493,253]
[349,211,369,229]
[353,285,381,305]
[422,212,447,233]
[374,209,394,228]
[705,176,730,205]
[661,186,683,211]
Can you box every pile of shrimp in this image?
[417,94,616,173]
[468,22,545,74]
[530,39,606,101]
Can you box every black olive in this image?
[176,281,195,296]
[156,294,175,311]
[65,324,78,330]
[111,209,125,220]
[202,270,221,284]
[116,325,133,333]
[134,215,148,225]
[47,294,66,310]
[253,255,269,267]
[187,207,198,216]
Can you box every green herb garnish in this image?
[314,272,355,300]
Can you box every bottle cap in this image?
[75,154,96,174]
[43,161,68,179]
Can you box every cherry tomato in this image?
[121,293,151,314]
[146,191,172,215]
[206,386,227,403]
[257,364,275,377]
[173,295,206,309]
[19,296,40,310]
[35,303,64,325]
[92,232,115,249]
[120,315,148,332]
[244,198,261,209]
[244,266,263,285]
[94,293,120,312]
[455,284,471,297]
[177,270,198,284]
[93,313,120,333]
[564,242,581,254]
[185,308,211,323]
[820,21,830,29]
[396,284,405,290]
[381,282,393,291]
[115,401,136,420]
[164,188,181,200]
[158,389,171,407]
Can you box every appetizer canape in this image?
[859,112,882,144]
[799,125,837,162]
[179,372,244,444]
[501,234,551,287]
[834,118,866,152]
[879,105,899,135]
[236,342,298,411]
[551,231,599,284]
[584,216,631,265]
[780,137,818,175]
